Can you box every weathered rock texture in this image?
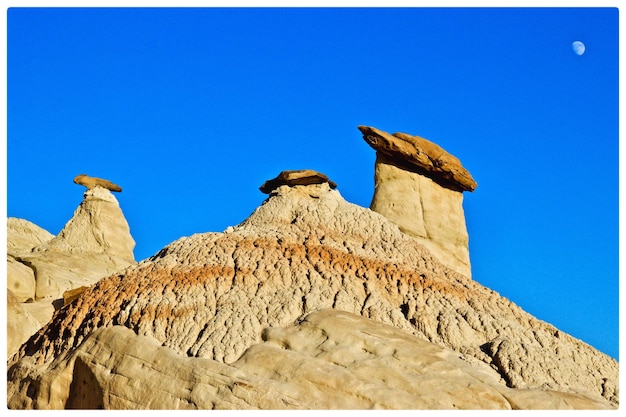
[6,310,613,410]
[7,187,136,358]
[73,174,122,192]
[7,183,618,409]
[360,126,475,277]
[371,152,472,277]
[7,218,54,302]
[27,187,136,299]
[7,291,42,358]
[7,218,55,255]
[260,169,337,194]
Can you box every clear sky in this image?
[6,6,619,360]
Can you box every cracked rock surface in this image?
[7,310,613,410]
[7,183,618,409]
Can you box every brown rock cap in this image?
[260,169,337,194]
[358,126,477,192]
[74,174,122,192]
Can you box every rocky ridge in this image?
[7,182,618,409]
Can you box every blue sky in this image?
[6,7,619,359]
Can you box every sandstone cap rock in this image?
[74,174,122,192]
[260,169,337,194]
[358,126,477,192]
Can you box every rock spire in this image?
[359,125,475,277]
[6,180,136,358]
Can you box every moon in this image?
[572,41,585,56]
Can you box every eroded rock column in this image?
[359,126,476,277]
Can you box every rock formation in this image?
[6,310,613,410]
[7,182,618,409]
[359,125,476,192]
[73,174,122,192]
[6,186,136,358]
[7,218,55,255]
[359,125,475,277]
[7,291,42,359]
[260,169,337,194]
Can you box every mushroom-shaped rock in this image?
[260,169,337,194]
[359,125,475,278]
[358,126,476,192]
[74,174,122,192]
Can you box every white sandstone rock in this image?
[7,218,54,255]
[371,153,471,277]
[7,255,36,302]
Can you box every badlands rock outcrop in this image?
[360,125,476,277]
[27,186,135,299]
[7,310,612,410]
[7,182,136,358]
[7,219,55,302]
[7,218,55,256]
[7,181,618,409]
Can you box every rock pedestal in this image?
[359,126,476,277]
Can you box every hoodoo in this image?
[6,137,617,410]
[6,176,136,358]
[359,125,475,277]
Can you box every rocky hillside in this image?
[7,183,136,358]
[7,181,618,409]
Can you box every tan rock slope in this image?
[7,181,136,358]
[7,181,618,409]
[7,310,612,410]
[360,125,475,277]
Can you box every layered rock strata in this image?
[359,125,475,277]
[7,183,618,409]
